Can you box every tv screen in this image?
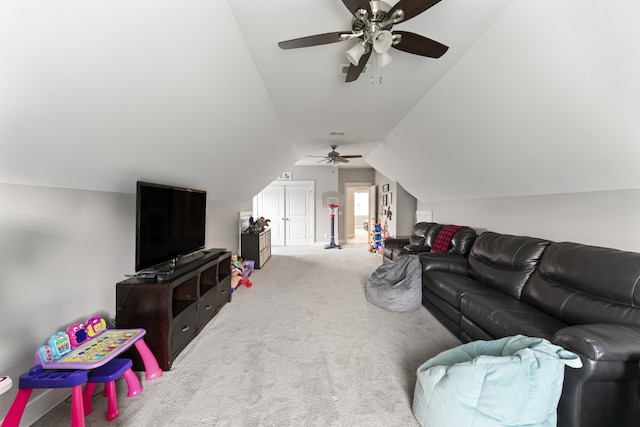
[135,181,206,272]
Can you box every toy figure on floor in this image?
[231,255,253,292]
[245,216,270,234]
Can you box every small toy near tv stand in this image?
[115,249,232,371]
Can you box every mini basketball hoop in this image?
[321,191,344,249]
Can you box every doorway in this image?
[345,183,375,246]
[254,181,314,246]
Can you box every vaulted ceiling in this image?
[1,0,638,202]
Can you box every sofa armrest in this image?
[553,324,640,362]
[383,238,410,249]
[403,244,431,254]
[418,252,468,276]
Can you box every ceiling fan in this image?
[278,0,448,82]
[308,145,363,167]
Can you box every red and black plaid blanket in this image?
[431,225,466,253]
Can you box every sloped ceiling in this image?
[0,0,296,200]
[369,0,640,201]
[1,0,638,203]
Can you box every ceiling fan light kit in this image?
[278,0,448,82]
[345,42,367,66]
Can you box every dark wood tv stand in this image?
[115,249,231,370]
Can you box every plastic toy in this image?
[321,191,344,249]
[66,323,87,349]
[369,220,383,253]
[0,376,12,395]
[38,345,54,363]
[85,317,107,338]
[230,255,253,292]
[245,216,270,233]
[48,331,71,359]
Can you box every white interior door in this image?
[255,182,314,246]
[285,185,313,246]
[256,185,285,246]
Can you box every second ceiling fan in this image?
[308,145,363,167]
[278,0,448,82]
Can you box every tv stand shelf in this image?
[116,249,231,371]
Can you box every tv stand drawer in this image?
[172,305,198,358]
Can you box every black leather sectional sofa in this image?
[382,222,476,263]
[419,231,640,427]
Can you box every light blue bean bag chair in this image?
[412,335,582,427]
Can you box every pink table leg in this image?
[1,389,33,427]
[134,339,163,381]
[70,385,86,427]
[103,381,119,421]
[82,383,97,415]
[123,368,143,397]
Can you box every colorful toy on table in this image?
[38,330,72,363]
[85,317,107,337]
[49,331,71,358]
[67,323,88,349]
[36,317,121,367]
[38,345,55,364]
[32,316,162,381]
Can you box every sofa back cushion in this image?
[448,227,476,256]
[408,222,435,246]
[424,224,444,248]
[522,242,640,326]
[427,225,477,256]
[468,232,551,299]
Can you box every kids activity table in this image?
[36,328,162,380]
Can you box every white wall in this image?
[417,189,640,252]
[0,184,133,423]
[0,183,246,424]
[206,199,253,255]
[395,183,417,238]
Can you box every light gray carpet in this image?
[32,245,460,426]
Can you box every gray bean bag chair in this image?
[366,254,422,312]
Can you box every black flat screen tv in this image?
[135,181,206,272]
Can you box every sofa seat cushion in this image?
[461,292,568,340]
[423,272,502,309]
